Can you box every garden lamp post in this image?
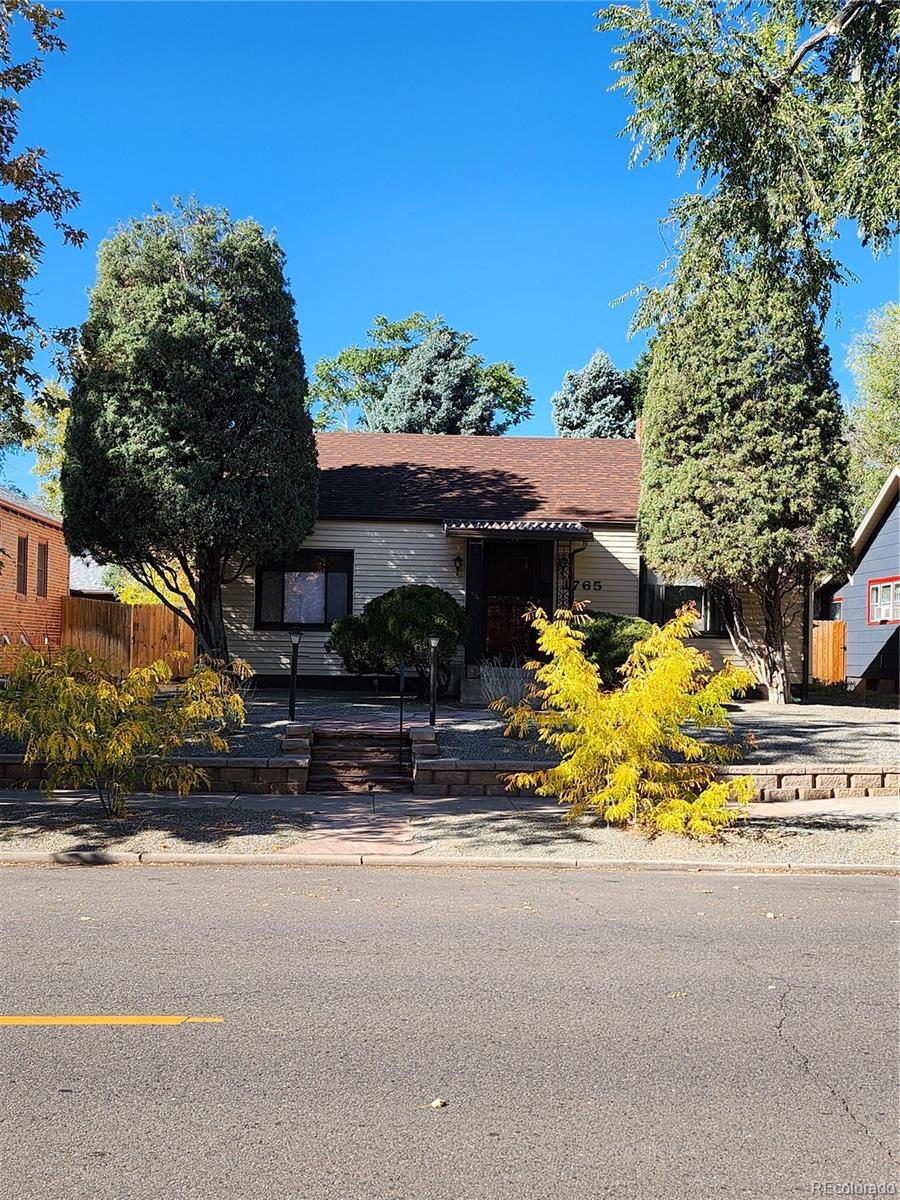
[428,634,440,727]
[288,630,302,721]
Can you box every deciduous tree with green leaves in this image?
[0,4,84,446]
[598,0,899,308]
[62,200,318,659]
[847,302,900,519]
[310,312,444,430]
[312,312,532,434]
[551,348,636,438]
[0,2,84,452]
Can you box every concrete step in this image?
[312,734,410,744]
[306,779,413,794]
[309,753,410,763]
[311,767,413,778]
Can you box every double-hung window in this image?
[16,536,28,595]
[256,551,352,629]
[36,542,48,598]
[868,578,900,624]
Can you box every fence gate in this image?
[60,596,196,675]
[812,619,846,686]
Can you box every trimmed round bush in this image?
[581,611,655,686]
[326,584,467,695]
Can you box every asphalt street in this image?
[1,865,897,1200]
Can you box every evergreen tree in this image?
[310,312,443,431]
[847,302,900,519]
[639,267,853,703]
[62,200,318,659]
[551,349,635,438]
[368,329,531,435]
[624,346,653,416]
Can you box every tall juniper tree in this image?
[640,265,853,702]
[62,201,318,659]
[551,349,636,438]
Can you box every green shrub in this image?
[326,585,466,694]
[581,611,655,685]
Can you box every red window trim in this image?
[866,575,900,626]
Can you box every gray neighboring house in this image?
[69,555,115,600]
[818,467,899,694]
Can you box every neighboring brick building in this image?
[0,487,69,648]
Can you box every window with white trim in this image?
[868,580,900,623]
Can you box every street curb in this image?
[0,850,895,875]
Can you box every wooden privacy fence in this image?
[812,619,846,686]
[60,596,196,675]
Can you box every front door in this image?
[482,540,554,660]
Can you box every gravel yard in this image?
[0,802,309,855]
[436,696,900,766]
[413,809,900,866]
[0,688,894,767]
[716,699,899,763]
[199,691,899,766]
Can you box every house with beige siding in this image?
[222,431,800,695]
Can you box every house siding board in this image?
[0,503,69,647]
[839,496,899,683]
[223,514,807,686]
[223,521,467,676]
[567,527,640,615]
[223,520,643,677]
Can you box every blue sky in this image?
[7,0,897,495]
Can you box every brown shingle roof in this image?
[315,432,640,524]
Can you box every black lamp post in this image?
[288,630,302,721]
[428,633,440,728]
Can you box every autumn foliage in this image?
[0,649,249,817]
[496,605,755,838]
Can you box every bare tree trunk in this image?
[716,577,793,704]
[194,546,229,660]
[117,548,229,661]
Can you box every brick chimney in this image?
[635,416,644,445]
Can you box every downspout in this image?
[567,539,590,608]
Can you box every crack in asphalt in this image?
[775,983,897,1164]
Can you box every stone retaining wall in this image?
[0,753,310,796]
[1,747,896,802]
[412,758,900,801]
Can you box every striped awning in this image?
[443,519,591,539]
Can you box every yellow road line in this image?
[0,1015,224,1026]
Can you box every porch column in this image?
[464,538,485,666]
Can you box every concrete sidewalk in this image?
[0,787,896,861]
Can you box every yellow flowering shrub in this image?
[0,649,250,817]
[496,605,756,838]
